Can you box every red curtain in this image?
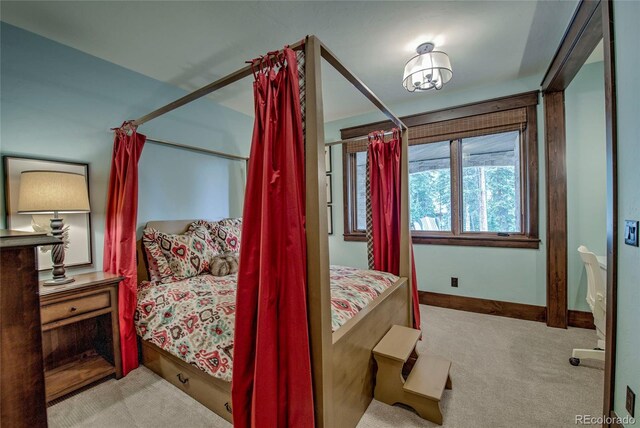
[103,123,146,376]
[232,48,314,428]
[368,130,421,329]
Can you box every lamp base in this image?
[45,214,74,287]
[43,277,75,286]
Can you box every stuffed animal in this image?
[209,253,239,276]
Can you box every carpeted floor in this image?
[48,306,603,428]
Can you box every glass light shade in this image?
[402,51,453,92]
[18,171,91,214]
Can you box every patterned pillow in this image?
[187,223,222,254]
[143,226,219,280]
[189,220,213,234]
[214,218,242,254]
[189,219,242,254]
[142,228,175,282]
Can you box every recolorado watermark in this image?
[576,414,636,425]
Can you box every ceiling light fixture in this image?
[402,42,453,92]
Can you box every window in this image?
[409,140,451,231]
[461,131,521,233]
[342,92,539,248]
[354,151,367,230]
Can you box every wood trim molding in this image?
[568,310,596,330]
[419,292,546,323]
[343,233,366,242]
[542,0,617,418]
[419,292,595,329]
[411,235,540,249]
[544,91,568,329]
[344,233,540,249]
[602,0,618,420]
[609,411,624,428]
[340,91,539,140]
[542,0,607,329]
[342,143,359,241]
[541,0,603,92]
[526,105,540,238]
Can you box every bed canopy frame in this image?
[125,35,413,428]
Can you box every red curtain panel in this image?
[368,130,421,329]
[232,48,315,428]
[103,125,146,376]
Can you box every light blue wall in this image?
[4,8,636,419]
[325,76,548,307]
[612,0,640,422]
[565,61,607,312]
[0,23,253,274]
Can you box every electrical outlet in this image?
[625,220,639,246]
[627,386,636,417]
[451,277,458,288]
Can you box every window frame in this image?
[341,92,540,249]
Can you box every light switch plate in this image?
[625,220,639,246]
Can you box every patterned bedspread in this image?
[135,265,398,382]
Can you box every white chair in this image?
[570,246,606,366]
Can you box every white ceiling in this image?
[1,1,578,122]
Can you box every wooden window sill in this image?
[412,235,540,249]
[343,233,540,249]
[343,233,366,242]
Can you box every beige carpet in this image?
[48,306,603,428]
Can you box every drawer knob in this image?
[69,306,78,312]
[225,402,233,414]
[177,373,189,384]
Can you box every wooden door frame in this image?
[541,0,603,329]
[540,0,617,420]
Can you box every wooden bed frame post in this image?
[304,35,334,428]
[399,128,413,328]
[127,35,412,428]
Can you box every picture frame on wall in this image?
[327,205,333,235]
[326,174,332,204]
[325,146,332,173]
[3,156,93,271]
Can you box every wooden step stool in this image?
[373,325,452,425]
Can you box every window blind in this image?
[344,107,528,153]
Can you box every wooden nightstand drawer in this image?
[41,292,110,325]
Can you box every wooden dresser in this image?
[0,230,60,428]
[40,272,123,402]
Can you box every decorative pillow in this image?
[142,228,175,282]
[214,218,242,254]
[143,226,219,280]
[209,253,239,276]
[189,220,214,234]
[187,223,222,254]
[189,218,242,254]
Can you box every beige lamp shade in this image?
[18,171,91,214]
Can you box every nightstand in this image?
[39,272,123,402]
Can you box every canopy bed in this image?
[106,35,417,428]
[134,219,410,427]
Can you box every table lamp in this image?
[18,170,91,285]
